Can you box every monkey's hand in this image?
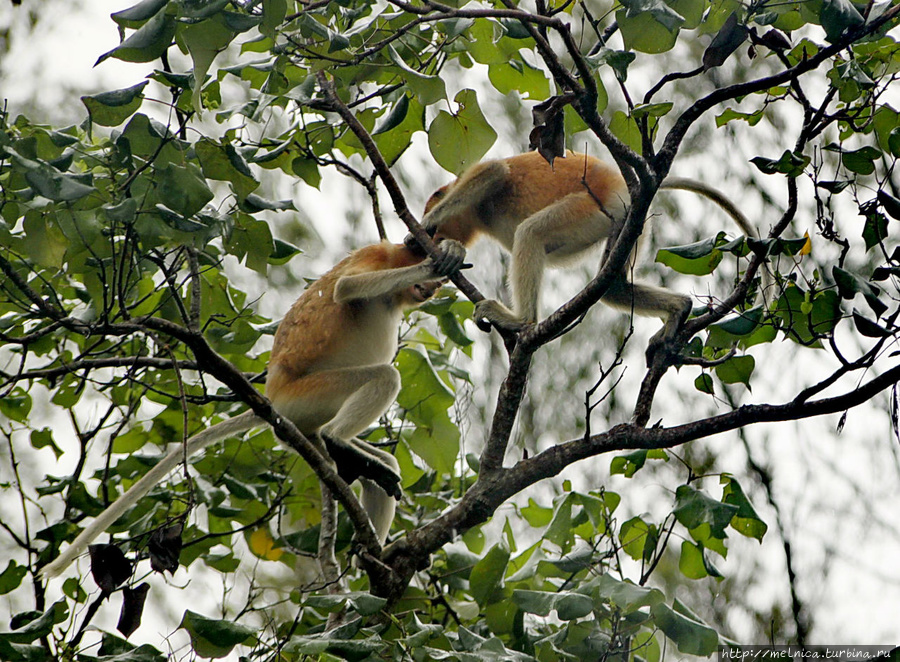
[426,239,467,278]
[474,299,528,333]
[320,434,402,499]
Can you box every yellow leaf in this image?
[249,527,284,561]
[800,231,812,256]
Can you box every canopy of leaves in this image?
[2,0,900,658]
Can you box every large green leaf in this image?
[98,5,176,64]
[81,82,148,127]
[428,89,497,174]
[179,611,256,658]
[673,485,738,541]
[651,601,719,655]
[469,542,510,606]
[617,0,685,53]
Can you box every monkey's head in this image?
[403,278,445,306]
[423,185,449,215]
[403,187,447,255]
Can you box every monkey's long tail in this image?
[661,177,757,239]
[661,177,774,298]
[39,410,263,579]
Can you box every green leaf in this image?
[679,541,708,579]
[0,561,28,595]
[889,128,900,159]
[156,163,214,217]
[702,12,748,70]
[488,57,551,100]
[878,190,900,221]
[543,493,576,552]
[651,602,719,655]
[617,0,685,54]
[714,354,755,387]
[261,0,287,38]
[195,139,259,200]
[388,45,446,105]
[852,310,890,337]
[512,590,592,620]
[694,373,715,395]
[306,592,387,616]
[862,210,889,251]
[9,149,95,203]
[673,485,739,541]
[30,428,62,459]
[716,107,765,127]
[1,601,67,644]
[269,239,301,265]
[179,610,256,658]
[706,306,765,348]
[775,285,842,345]
[428,89,497,174]
[470,543,509,606]
[374,95,426,164]
[373,94,410,135]
[721,475,768,541]
[656,233,726,275]
[610,449,649,477]
[825,143,882,175]
[820,0,864,42]
[632,102,673,119]
[179,16,236,113]
[112,0,169,28]
[581,572,665,613]
[586,48,635,83]
[98,5,176,64]
[81,82,148,126]
[817,179,852,194]
[833,266,886,316]
[619,516,654,561]
[750,150,809,177]
[609,110,642,153]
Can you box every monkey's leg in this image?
[602,278,692,363]
[477,193,615,329]
[267,364,402,498]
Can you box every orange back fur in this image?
[427,151,628,247]
[267,243,425,387]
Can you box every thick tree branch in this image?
[387,360,900,584]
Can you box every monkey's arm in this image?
[334,240,466,303]
[40,410,263,578]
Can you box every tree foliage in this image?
[2,0,900,659]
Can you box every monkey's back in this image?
[502,151,628,218]
[267,243,420,382]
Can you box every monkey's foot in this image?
[429,238,467,276]
[645,336,675,366]
[320,434,402,499]
[474,299,528,333]
[646,302,692,366]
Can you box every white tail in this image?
[40,410,262,578]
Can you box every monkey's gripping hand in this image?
[425,238,467,278]
[320,434,402,499]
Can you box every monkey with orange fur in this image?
[410,151,760,357]
[40,239,467,579]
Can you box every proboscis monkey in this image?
[40,240,467,578]
[409,151,760,355]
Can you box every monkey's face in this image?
[406,279,444,304]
